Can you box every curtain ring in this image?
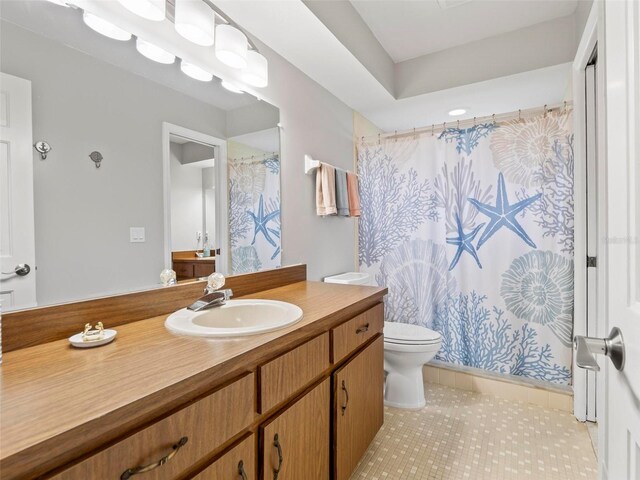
[544,104,548,118]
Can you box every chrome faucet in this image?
[187,273,233,312]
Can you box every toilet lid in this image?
[384,321,441,344]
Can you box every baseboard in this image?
[423,363,573,412]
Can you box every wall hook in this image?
[89,151,103,169]
[34,141,51,160]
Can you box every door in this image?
[333,336,384,480]
[261,379,330,480]
[600,0,640,477]
[0,72,36,311]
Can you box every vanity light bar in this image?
[76,0,266,89]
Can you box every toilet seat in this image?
[384,321,441,345]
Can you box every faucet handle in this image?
[207,272,225,290]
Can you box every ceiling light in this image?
[136,38,175,64]
[241,50,268,88]
[174,0,215,46]
[215,24,248,69]
[83,12,132,41]
[180,61,212,82]
[221,80,244,94]
[448,108,467,116]
[44,0,70,7]
[117,0,165,21]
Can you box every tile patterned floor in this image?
[352,383,598,480]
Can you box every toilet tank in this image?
[323,272,373,286]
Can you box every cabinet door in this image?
[333,336,384,480]
[192,434,255,479]
[261,379,330,480]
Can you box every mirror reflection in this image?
[0,1,281,310]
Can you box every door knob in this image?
[1,264,31,277]
[574,327,625,372]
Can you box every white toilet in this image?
[323,273,442,409]
[383,321,442,409]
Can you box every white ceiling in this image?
[359,62,571,132]
[350,0,579,62]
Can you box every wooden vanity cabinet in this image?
[333,336,384,480]
[261,379,331,480]
[192,434,256,480]
[35,302,384,480]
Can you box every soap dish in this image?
[69,323,117,348]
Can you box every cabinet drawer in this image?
[192,434,255,480]
[259,333,329,413]
[173,262,194,278]
[193,263,215,278]
[51,373,255,480]
[331,303,384,363]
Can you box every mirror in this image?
[0,1,282,310]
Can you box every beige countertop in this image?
[0,281,386,478]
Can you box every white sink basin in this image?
[165,299,303,338]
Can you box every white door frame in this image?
[162,122,229,276]
[572,3,599,422]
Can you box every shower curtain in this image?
[228,155,281,274]
[357,109,574,385]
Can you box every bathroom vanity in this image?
[0,265,387,480]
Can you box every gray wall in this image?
[249,36,356,281]
[302,0,395,97]
[1,21,227,305]
[395,14,579,98]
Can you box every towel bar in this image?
[304,154,320,175]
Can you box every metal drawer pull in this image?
[341,380,349,416]
[120,436,188,479]
[238,460,248,480]
[273,434,283,480]
[355,323,370,334]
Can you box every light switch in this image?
[130,227,145,243]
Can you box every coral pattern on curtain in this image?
[357,110,574,385]
[228,155,281,274]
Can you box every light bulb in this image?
[241,50,268,88]
[83,12,132,41]
[174,0,215,46]
[180,61,213,82]
[221,80,244,94]
[136,38,175,64]
[117,0,165,21]
[215,24,247,69]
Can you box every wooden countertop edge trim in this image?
[0,288,387,479]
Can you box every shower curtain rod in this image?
[360,101,573,143]
[229,152,279,162]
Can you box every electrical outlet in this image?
[129,227,145,243]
